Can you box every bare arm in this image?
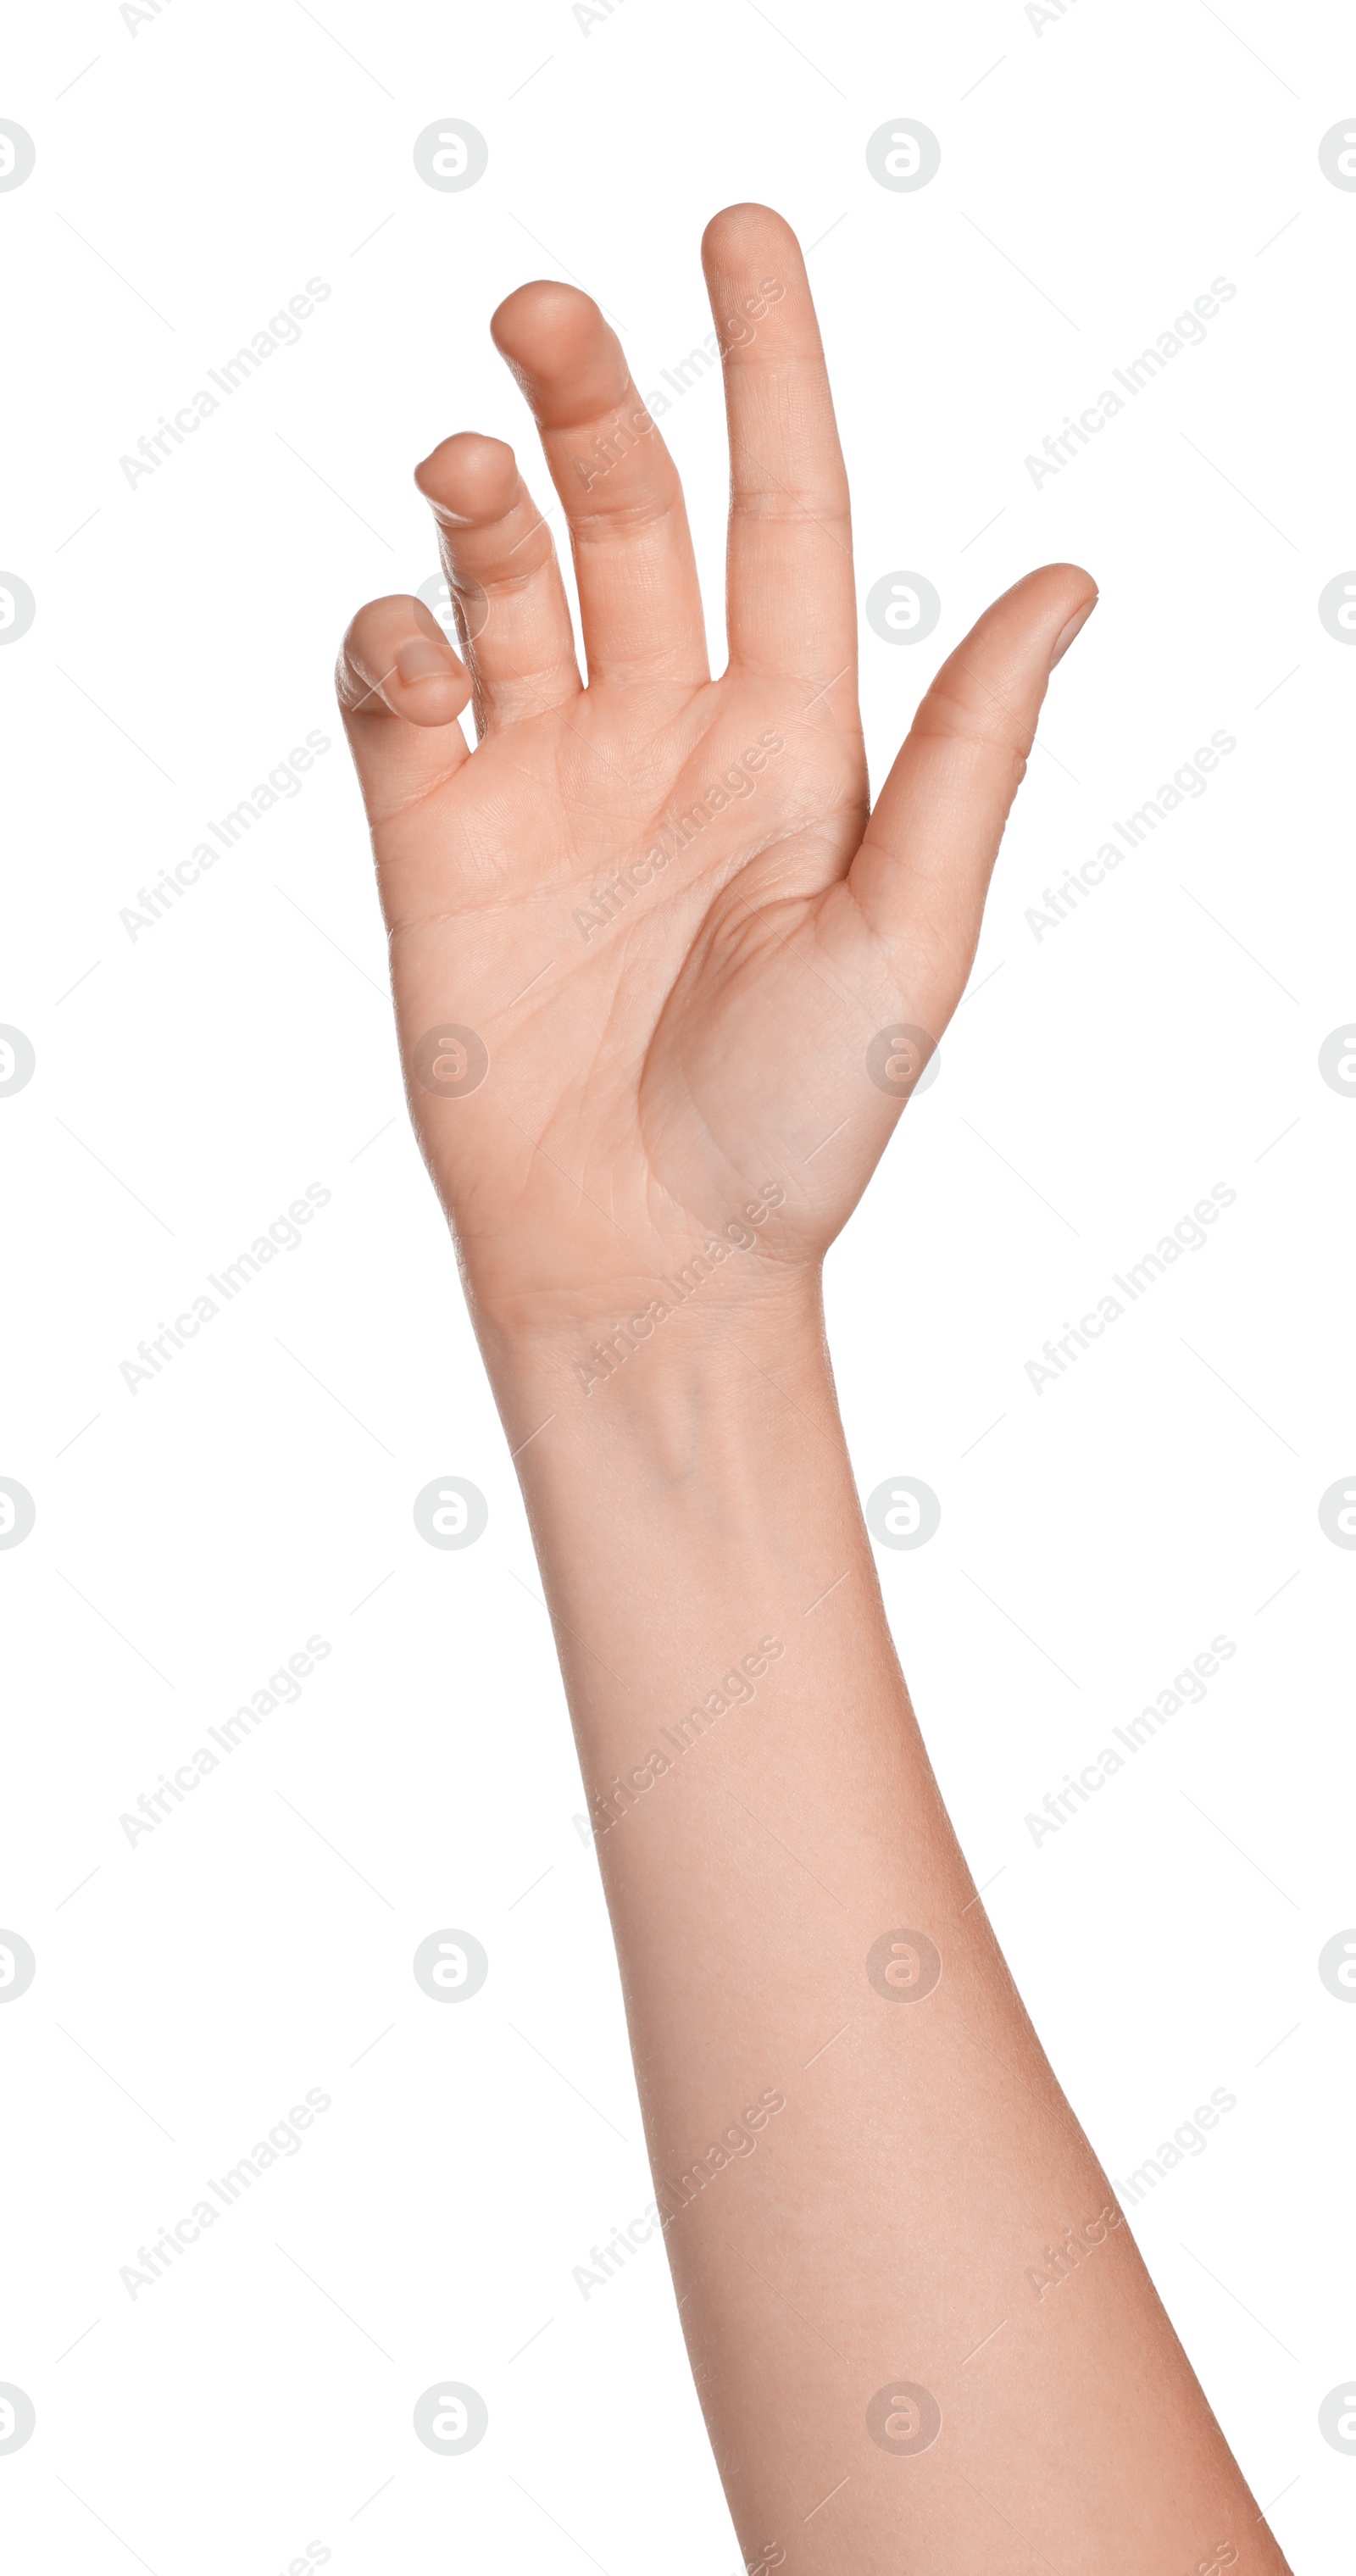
[483,1307,1284,2573]
[337,200,1288,2573]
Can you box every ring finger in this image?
[414,430,581,732]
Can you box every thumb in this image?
[848,562,1096,1012]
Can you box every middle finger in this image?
[492,281,709,692]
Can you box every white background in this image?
[2,1,1353,2569]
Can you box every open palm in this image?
[337,203,1094,1352]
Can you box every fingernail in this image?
[397,636,454,683]
[1048,596,1098,669]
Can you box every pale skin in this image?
[337,204,1290,2573]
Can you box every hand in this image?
[337,203,1095,1353]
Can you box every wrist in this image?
[475,1264,834,1469]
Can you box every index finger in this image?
[701,203,855,698]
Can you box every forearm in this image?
[482,1283,1287,2574]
